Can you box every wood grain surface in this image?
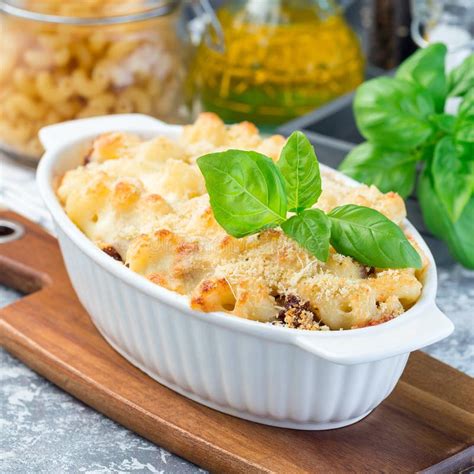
[1,211,473,473]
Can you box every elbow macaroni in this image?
[57,113,427,331]
[0,0,187,160]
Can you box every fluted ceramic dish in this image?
[36,114,454,430]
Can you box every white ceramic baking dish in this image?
[36,114,454,430]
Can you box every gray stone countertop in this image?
[1,153,473,473]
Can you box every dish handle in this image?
[38,114,171,152]
[294,304,454,365]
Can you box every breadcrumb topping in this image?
[57,113,427,330]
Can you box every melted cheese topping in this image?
[57,113,427,330]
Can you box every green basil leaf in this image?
[418,165,474,268]
[417,166,445,239]
[281,209,331,262]
[197,150,287,237]
[328,204,422,268]
[459,88,474,119]
[448,53,474,98]
[455,141,474,163]
[455,115,474,143]
[396,43,447,113]
[339,142,418,198]
[432,136,473,222]
[277,131,321,212]
[418,142,437,162]
[354,77,435,150]
[429,113,456,134]
[456,123,474,143]
[455,99,474,159]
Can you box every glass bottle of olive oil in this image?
[192,0,364,126]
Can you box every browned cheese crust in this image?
[57,113,427,330]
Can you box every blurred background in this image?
[1,0,473,164]
[1,3,473,472]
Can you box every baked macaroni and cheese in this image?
[57,113,427,330]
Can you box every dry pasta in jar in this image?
[0,0,191,161]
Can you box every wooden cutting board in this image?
[1,211,473,473]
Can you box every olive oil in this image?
[192,1,365,126]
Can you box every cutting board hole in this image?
[0,218,50,294]
[0,219,25,244]
[0,225,14,236]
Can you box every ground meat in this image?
[360,266,376,278]
[275,294,323,330]
[367,266,376,277]
[102,246,123,262]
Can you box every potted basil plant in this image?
[339,44,474,269]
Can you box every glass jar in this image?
[410,0,473,68]
[191,0,365,126]
[0,0,199,163]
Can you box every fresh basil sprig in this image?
[448,54,474,98]
[197,131,422,269]
[431,136,473,222]
[396,43,447,113]
[197,150,287,237]
[277,131,322,212]
[354,77,435,150]
[281,209,330,262]
[340,43,474,268]
[328,205,421,268]
[339,142,418,199]
[418,166,474,266]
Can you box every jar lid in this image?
[0,0,180,24]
